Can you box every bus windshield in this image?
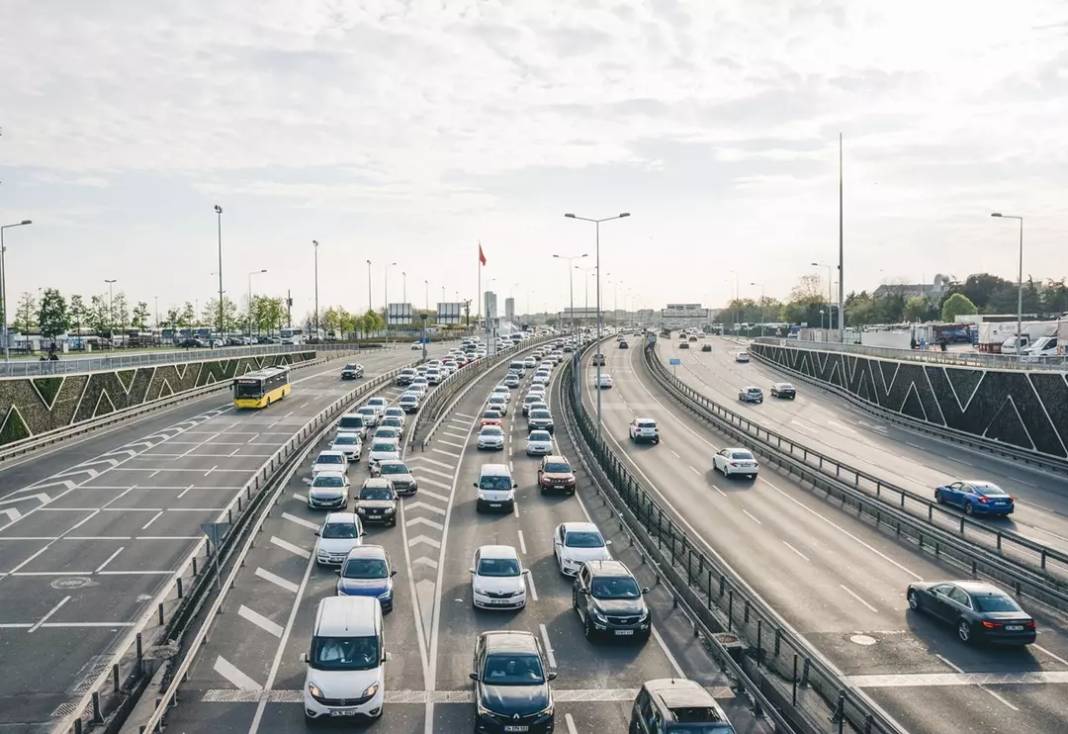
[234,379,263,398]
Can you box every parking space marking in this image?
[94,547,125,573]
[140,511,164,530]
[29,596,71,633]
[269,536,311,559]
[213,655,262,692]
[238,605,284,638]
[176,484,196,499]
[255,567,299,593]
[281,512,319,531]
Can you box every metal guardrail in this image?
[59,366,412,734]
[753,337,1068,371]
[642,342,1068,613]
[646,344,1068,583]
[561,343,900,734]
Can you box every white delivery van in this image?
[473,463,517,513]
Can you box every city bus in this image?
[233,365,291,409]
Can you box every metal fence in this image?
[753,337,1068,372]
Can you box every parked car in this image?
[770,382,796,399]
[907,580,1035,645]
[712,448,758,479]
[470,545,526,610]
[571,560,650,641]
[934,480,1015,517]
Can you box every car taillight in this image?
[1025,620,1036,629]
[981,620,1000,629]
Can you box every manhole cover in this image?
[51,576,93,590]
[850,634,877,646]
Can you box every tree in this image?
[13,292,37,333]
[941,292,978,323]
[202,296,238,333]
[68,295,87,336]
[37,288,69,344]
[88,295,109,336]
[902,296,929,323]
[131,301,150,331]
[111,293,130,335]
[1043,278,1068,315]
[178,302,196,328]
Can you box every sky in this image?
[1,0,1067,320]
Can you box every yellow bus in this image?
[233,365,291,409]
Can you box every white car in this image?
[426,369,443,385]
[503,374,521,388]
[594,374,614,389]
[525,430,553,456]
[521,394,542,416]
[377,417,405,439]
[553,522,612,576]
[470,545,526,610]
[330,432,363,462]
[383,407,406,427]
[313,449,350,476]
[371,426,401,443]
[308,471,350,510]
[336,412,368,440]
[477,425,505,451]
[487,395,509,416]
[409,379,429,396]
[474,464,516,512]
[314,512,363,566]
[367,438,401,475]
[735,351,750,363]
[398,393,420,413]
[532,371,551,386]
[355,405,380,428]
[411,341,424,349]
[527,385,546,400]
[713,448,759,479]
[491,385,512,402]
[523,357,537,369]
[365,397,389,418]
[628,418,659,444]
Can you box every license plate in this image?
[615,629,635,636]
[489,503,501,508]
[504,727,529,732]
[330,710,357,717]
[1005,625,1024,631]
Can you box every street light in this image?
[401,270,407,304]
[564,211,630,437]
[552,252,587,336]
[104,279,117,346]
[213,205,224,339]
[811,262,835,337]
[312,240,320,337]
[728,270,739,334]
[991,213,1025,358]
[365,259,373,314]
[0,219,32,361]
[248,269,267,337]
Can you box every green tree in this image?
[111,293,130,334]
[88,295,109,336]
[1043,278,1068,315]
[178,302,196,328]
[941,292,978,322]
[68,294,87,336]
[13,292,37,333]
[903,296,930,323]
[163,307,181,330]
[202,296,238,333]
[37,288,69,344]
[131,301,150,331]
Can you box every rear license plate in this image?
[1005,625,1024,631]
[504,727,529,732]
[615,629,635,636]
[489,503,501,508]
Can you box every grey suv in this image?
[629,678,735,734]
[572,560,650,641]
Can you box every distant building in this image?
[660,303,709,330]
[505,297,515,323]
[873,275,951,301]
[484,291,497,324]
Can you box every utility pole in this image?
[312,240,320,336]
[214,205,224,338]
[837,132,845,343]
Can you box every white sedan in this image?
[713,448,759,479]
[329,432,362,462]
[312,449,349,476]
[553,522,612,576]
[477,425,505,450]
[525,430,554,456]
[594,373,614,389]
[470,545,526,610]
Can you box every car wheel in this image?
[957,619,973,644]
[964,503,974,516]
[583,616,594,640]
[907,590,920,611]
[935,490,944,505]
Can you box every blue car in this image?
[336,545,396,612]
[934,480,1014,517]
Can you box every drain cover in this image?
[850,634,877,646]
[51,576,93,590]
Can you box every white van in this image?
[473,463,517,513]
[508,360,526,377]
[1024,336,1058,357]
[302,596,388,722]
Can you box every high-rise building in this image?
[505,297,515,323]
[484,291,498,323]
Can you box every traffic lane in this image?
[681,338,1068,553]
[600,350,1068,730]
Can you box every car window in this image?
[379,463,407,475]
[731,450,754,461]
[529,432,551,441]
[590,576,641,599]
[313,475,345,487]
[480,475,512,490]
[481,427,503,435]
[544,462,570,473]
[565,531,605,548]
[311,635,380,671]
[482,653,544,685]
[334,435,357,445]
[948,587,972,607]
[318,454,344,464]
[322,523,358,539]
[371,442,396,452]
[360,486,394,500]
[477,558,521,576]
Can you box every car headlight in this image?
[383,507,395,514]
[357,507,367,513]
[473,587,487,596]
[591,608,609,623]
[308,683,324,700]
[362,682,380,699]
[378,588,392,599]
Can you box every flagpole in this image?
[477,241,481,335]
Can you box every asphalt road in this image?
[157,347,772,733]
[590,339,1068,734]
[0,345,441,733]
[667,335,1068,558]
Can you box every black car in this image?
[629,678,736,734]
[618,340,629,349]
[354,478,398,526]
[701,344,712,352]
[179,337,208,348]
[678,342,689,349]
[907,580,1036,645]
[340,362,364,380]
[472,631,556,733]
[572,560,651,641]
[770,382,796,399]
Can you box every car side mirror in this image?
[472,482,478,488]
[391,570,398,577]
[300,653,308,663]
[383,652,392,662]
[469,672,479,681]
[313,531,320,536]
[513,483,519,489]
[641,587,650,595]
[547,671,558,681]
[605,539,613,546]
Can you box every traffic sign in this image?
[669,358,682,366]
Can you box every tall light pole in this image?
[248,269,267,337]
[154,295,159,332]
[365,259,373,314]
[424,279,430,313]
[991,213,1024,358]
[384,261,397,339]
[564,211,630,437]
[214,205,224,338]
[837,132,845,343]
[1,219,32,361]
[552,252,587,335]
[104,279,117,344]
[750,281,766,336]
[312,240,320,337]
[401,271,407,304]
[811,262,835,335]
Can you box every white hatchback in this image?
[470,545,526,610]
[553,522,612,576]
[313,450,350,476]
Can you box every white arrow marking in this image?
[412,557,438,570]
[404,501,446,517]
[405,516,444,531]
[407,534,441,550]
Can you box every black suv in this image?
[629,678,736,734]
[572,560,650,641]
[355,478,398,526]
[471,630,556,733]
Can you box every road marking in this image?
[933,654,1020,710]
[408,457,454,470]
[513,502,520,518]
[524,570,538,602]
[269,536,311,559]
[1033,643,1068,668]
[140,511,164,530]
[839,584,878,613]
[408,534,442,550]
[649,624,685,677]
[782,541,810,562]
[442,431,467,440]
[688,465,702,476]
[204,465,217,477]
[412,557,438,570]
[405,501,446,517]
[432,448,461,459]
[438,439,467,450]
[414,466,454,481]
[669,449,681,459]
[238,605,284,638]
[214,655,262,692]
[203,687,734,704]
[713,487,728,498]
[848,669,1068,688]
[538,623,556,669]
[291,493,307,502]
[177,484,196,499]
[454,411,475,419]
[406,517,445,531]
[742,509,762,525]
[94,547,125,573]
[29,596,71,633]
[281,512,319,531]
[517,529,527,554]
[415,489,449,504]
[565,712,578,734]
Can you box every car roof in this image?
[644,678,721,714]
[479,463,511,475]
[378,459,407,468]
[362,477,393,488]
[635,417,656,423]
[949,580,1006,595]
[543,454,568,463]
[324,512,359,524]
[477,544,519,559]
[315,596,380,637]
[315,470,347,478]
[481,630,539,654]
[345,544,386,560]
[317,450,346,458]
[561,521,599,534]
[743,385,761,391]
[585,559,632,577]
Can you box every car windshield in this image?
[590,576,641,599]
[333,435,357,446]
[731,451,754,461]
[483,412,500,419]
[973,593,1023,613]
[313,475,345,488]
[565,531,605,548]
[379,463,408,475]
[322,523,358,539]
[357,408,375,416]
[342,557,388,579]
[529,432,551,442]
[481,427,503,436]
[544,462,570,473]
[311,635,380,671]
[477,558,521,577]
[665,723,735,733]
[382,418,402,426]
[344,364,358,370]
[338,417,364,429]
[318,454,344,464]
[371,442,396,452]
[360,486,394,500]
[480,476,512,490]
[482,653,544,685]
[638,421,656,428]
[531,410,551,419]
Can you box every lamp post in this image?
[248,269,267,337]
[991,213,1024,358]
[401,271,407,304]
[213,205,224,339]
[1,219,32,361]
[750,282,766,336]
[564,211,630,437]
[104,279,117,345]
[551,252,587,336]
[384,261,397,340]
[424,279,430,313]
[312,240,320,337]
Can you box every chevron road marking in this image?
[407,535,442,550]
[405,517,444,531]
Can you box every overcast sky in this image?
[2,0,1067,319]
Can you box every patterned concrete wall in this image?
[750,343,1068,461]
[0,351,315,447]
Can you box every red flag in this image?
[478,243,487,266]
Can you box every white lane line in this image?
[416,477,452,492]
[669,449,681,459]
[408,535,442,550]
[538,623,557,670]
[442,431,468,440]
[414,466,454,481]
[438,440,467,450]
[454,411,475,419]
[408,457,454,470]
[782,540,811,562]
[406,501,446,517]
[517,530,527,555]
[29,596,71,633]
[1033,643,1068,668]
[513,502,520,518]
[839,584,878,613]
[650,625,685,677]
[742,509,762,525]
[432,448,461,459]
[936,654,1019,711]
[269,536,311,559]
[687,465,701,476]
[238,605,284,638]
[281,512,319,531]
[148,470,160,479]
[140,511,164,530]
[713,487,728,498]
[565,713,578,734]
[176,484,196,499]
[204,465,218,477]
[291,493,308,502]
[214,655,262,692]
[407,517,445,531]
[524,570,539,602]
[94,547,125,573]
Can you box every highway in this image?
[589,337,1068,734]
[0,345,442,733]
[156,345,771,733]
[665,335,1068,558]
